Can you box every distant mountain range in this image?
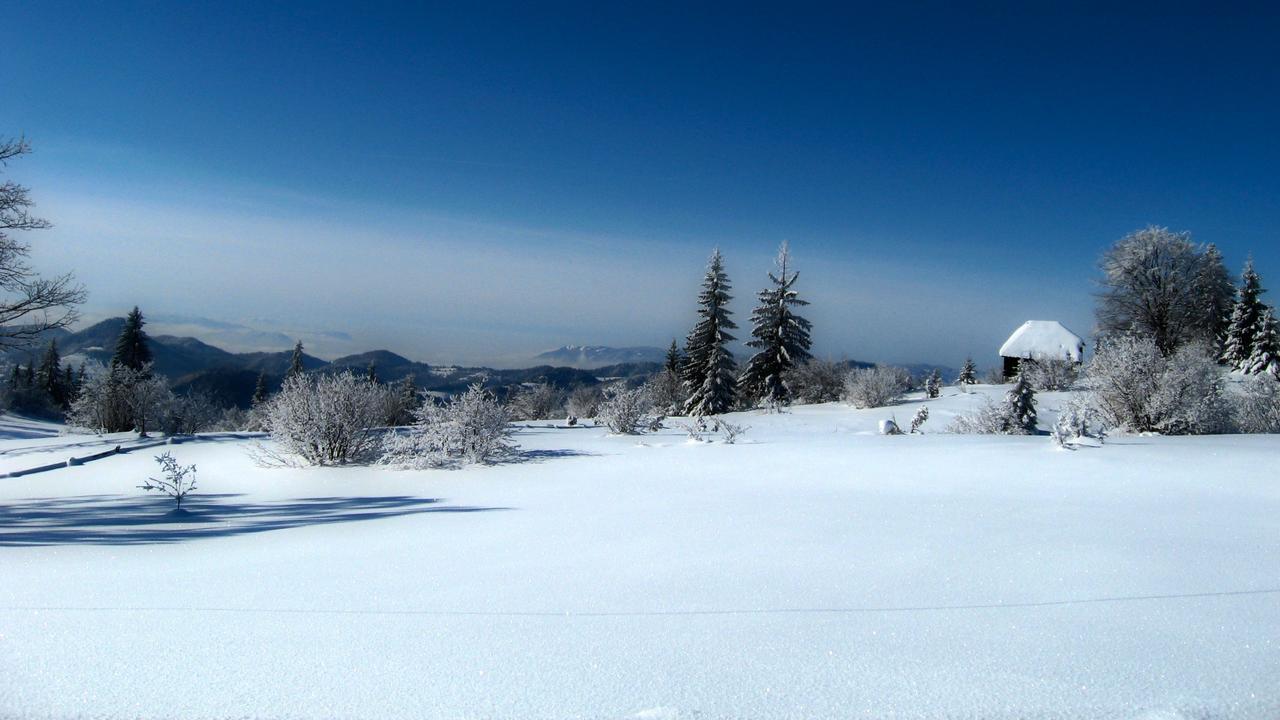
[0,320,659,409]
[535,345,666,368]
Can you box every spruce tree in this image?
[287,341,305,378]
[1003,373,1037,434]
[252,371,270,405]
[957,357,978,385]
[8,364,19,392]
[682,249,738,416]
[37,339,63,406]
[112,306,153,372]
[1195,243,1236,349]
[924,368,942,399]
[62,365,76,403]
[23,359,34,388]
[664,339,683,377]
[1221,259,1267,368]
[738,241,813,407]
[1246,306,1280,379]
[367,361,378,384]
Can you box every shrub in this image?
[1085,337,1229,434]
[382,384,517,468]
[843,366,909,408]
[1051,394,1106,448]
[1021,355,1080,391]
[947,376,1037,435]
[138,452,198,511]
[566,385,605,420]
[258,371,386,466]
[784,358,847,404]
[909,406,929,433]
[597,385,657,435]
[509,382,565,421]
[1233,375,1280,433]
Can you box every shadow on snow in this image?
[0,493,509,547]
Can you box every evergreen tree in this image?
[682,249,738,416]
[7,364,19,392]
[957,357,978,385]
[738,241,813,407]
[1194,243,1236,349]
[1003,373,1038,434]
[62,365,76,403]
[36,339,63,406]
[23,359,34,388]
[252,371,270,405]
[367,361,378,384]
[924,368,942,399]
[1221,259,1267,368]
[1246,306,1280,379]
[664,339,683,377]
[112,306,153,372]
[287,341,305,378]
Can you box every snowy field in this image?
[2,386,1279,719]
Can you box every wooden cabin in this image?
[999,320,1084,379]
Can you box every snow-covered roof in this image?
[999,321,1084,361]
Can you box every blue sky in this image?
[4,3,1279,366]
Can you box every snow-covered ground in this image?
[2,386,1278,719]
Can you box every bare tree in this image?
[0,137,86,347]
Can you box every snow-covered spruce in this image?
[257,371,386,466]
[956,357,978,385]
[682,249,738,416]
[1221,257,1267,369]
[738,241,812,408]
[924,369,941,399]
[1245,306,1279,378]
[843,365,909,409]
[909,405,929,433]
[381,383,517,468]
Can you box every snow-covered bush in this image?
[258,371,386,466]
[597,385,656,435]
[1085,337,1228,434]
[66,362,172,435]
[909,405,929,433]
[566,385,605,421]
[843,366,909,408]
[714,417,748,443]
[878,418,903,435]
[509,382,565,421]
[1021,354,1080,391]
[162,391,225,435]
[783,358,846,404]
[947,376,1037,435]
[382,384,517,468]
[646,370,686,415]
[1233,375,1280,433]
[138,452,197,511]
[1051,395,1106,448]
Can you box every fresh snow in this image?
[1000,320,1087,361]
[2,386,1279,719]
